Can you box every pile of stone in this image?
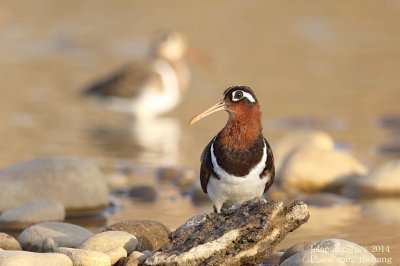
[269,130,400,201]
[0,219,169,266]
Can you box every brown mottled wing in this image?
[199,139,216,193]
[262,138,275,193]
[84,61,163,99]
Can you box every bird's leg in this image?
[213,206,218,213]
[213,202,223,214]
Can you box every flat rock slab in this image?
[145,198,309,266]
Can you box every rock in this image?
[0,157,109,215]
[0,232,22,250]
[128,185,157,202]
[106,172,130,191]
[279,146,367,193]
[104,247,127,264]
[117,257,138,266]
[379,114,400,129]
[55,247,111,266]
[263,251,284,265]
[18,221,94,252]
[377,140,400,155]
[279,241,315,264]
[42,237,56,252]
[79,231,138,254]
[0,199,65,230]
[312,238,377,265]
[144,198,309,265]
[280,249,347,266]
[131,250,152,264]
[0,250,73,266]
[273,130,335,173]
[156,167,182,183]
[301,193,352,207]
[103,220,170,252]
[349,159,400,198]
[157,167,196,191]
[175,170,197,191]
[118,250,153,266]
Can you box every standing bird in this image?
[190,86,275,213]
[84,30,190,118]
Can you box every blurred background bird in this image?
[84,30,191,119]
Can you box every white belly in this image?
[207,173,269,211]
[207,139,270,212]
[132,60,180,117]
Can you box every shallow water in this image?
[0,0,399,264]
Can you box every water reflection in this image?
[131,118,181,165]
[90,117,181,166]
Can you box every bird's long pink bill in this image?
[190,100,225,125]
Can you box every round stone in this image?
[350,159,400,197]
[313,238,378,266]
[18,221,94,252]
[79,231,138,254]
[128,185,157,202]
[103,220,170,252]
[0,232,22,250]
[279,241,315,264]
[273,130,335,173]
[279,146,367,193]
[0,250,73,266]
[280,249,346,266]
[0,199,65,230]
[0,157,109,215]
[104,247,127,264]
[55,247,111,266]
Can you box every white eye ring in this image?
[232,90,244,101]
[232,90,256,103]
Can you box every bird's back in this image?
[84,61,163,100]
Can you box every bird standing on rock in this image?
[84,30,190,119]
[190,86,275,213]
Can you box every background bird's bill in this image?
[190,100,226,125]
[186,46,212,69]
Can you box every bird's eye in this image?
[232,90,244,101]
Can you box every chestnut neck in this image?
[218,104,263,150]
